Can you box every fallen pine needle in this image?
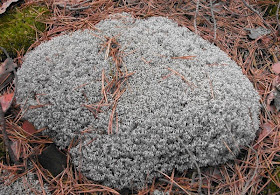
[166,67,197,89]
[171,56,196,60]
[158,171,192,195]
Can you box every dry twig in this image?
[241,0,272,31]
[0,104,17,164]
[209,0,217,39]
[277,0,280,30]
[194,0,200,34]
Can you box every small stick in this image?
[241,0,271,30]
[276,0,280,30]
[169,170,175,193]
[194,0,200,34]
[0,103,17,164]
[171,55,196,60]
[207,73,215,99]
[241,0,260,15]
[101,70,108,103]
[105,38,112,60]
[115,113,119,133]
[108,102,117,135]
[209,0,217,40]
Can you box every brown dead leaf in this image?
[273,75,280,90]
[267,90,276,112]
[10,140,20,161]
[274,89,280,111]
[261,36,273,46]
[0,0,19,14]
[0,93,14,112]
[266,74,280,112]
[0,73,13,91]
[0,58,17,76]
[253,122,274,149]
[272,62,280,74]
[22,120,37,135]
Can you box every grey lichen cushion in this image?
[17,13,260,189]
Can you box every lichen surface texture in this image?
[17,13,260,189]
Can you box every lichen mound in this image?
[17,13,260,189]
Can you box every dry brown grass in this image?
[1,0,280,194]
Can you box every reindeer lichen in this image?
[16,13,260,190]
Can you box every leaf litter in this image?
[0,0,280,194]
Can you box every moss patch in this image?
[0,4,49,61]
[0,139,5,159]
[264,166,280,194]
[260,0,280,17]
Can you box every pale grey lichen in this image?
[153,190,170,195]
[16,13,260,189]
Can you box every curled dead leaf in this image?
[0,93,14,112]
[253,122,274,149]
[22,120,37,135]
[0,72,14,91]
[0,56,17,112]
[272,62,280,74]
[274,90,280,112]
[267,90,276,112]
[0,58,17,76]
[273,75,280,88]
[10,140,20,161]
[266,74,280,112]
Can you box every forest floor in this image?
[0,0,280,194]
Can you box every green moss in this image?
[260,0,280,17]
[0,4,49,61]
[264,166,280,194]
[267,1,280,16]
[0,139,5,159]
